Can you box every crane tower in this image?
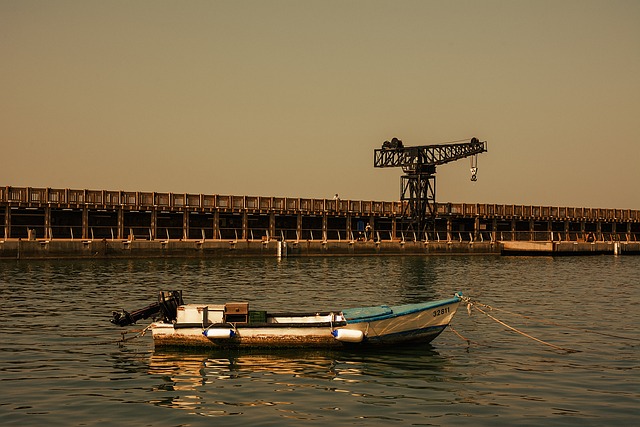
[374,137,487,238]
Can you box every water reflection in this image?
[146,345,450,416]
[3,256,638,425]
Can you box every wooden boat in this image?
[112,291,462,349]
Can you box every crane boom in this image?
[374,138,487,171]
[373,137,487,239]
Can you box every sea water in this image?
[0,255,638,426]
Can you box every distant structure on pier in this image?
[1,186,638,245]
[374,136,487,237]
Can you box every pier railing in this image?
[416,231,638,243]
[436,202,639,221]
[0,187,400,215]
[2,186,639,221]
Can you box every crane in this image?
[374,137,487,239]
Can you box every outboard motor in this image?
[158,290,183,323]
[111,290,184,327]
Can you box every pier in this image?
[1,186,639,259]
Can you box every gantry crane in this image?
[374,137,487,238]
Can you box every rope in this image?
[471,304,580,354]
[82,324,153,347]
[470,301,638,342]
[456,296,580,353]
[119,323,152,344]
[448,324,483,348]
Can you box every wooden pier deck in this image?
[1,186,639,259]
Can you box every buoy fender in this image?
[332,328,364,343]
[203,329,236,339]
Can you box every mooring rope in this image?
[470,300,638,342]
[457,296,580,353]
[471,304,580,353]
[118,323,152,344]
[81,323,153,346]
[448,324,484,348]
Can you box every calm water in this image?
[0,255,638,426]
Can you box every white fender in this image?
[332,328,364,343]
[203,329,236,339]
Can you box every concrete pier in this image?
[0,239,502,260]
[1,186,638,259]
[501,241,640,255]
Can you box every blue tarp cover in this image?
[342,305,392,321]
[342,297,458,322]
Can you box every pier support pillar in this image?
[529,219,534,241]
[44,206,51,239]
[297,213,302,241]
[446,217,452,242]
[82,207,89,240]
[626,222,631,242]
[4,207,10,239]
[183,211,189,240]
[346,213,352,240]
[150,209,157,240]
[269,212,276,240]
[492,218,497,242]
[213,210,219,240]
[391,216,397,241]
[611,222,617,241]
[117,208,124,240]
[242,211,248,240]
[368,216,375,241]
[322,213,328,241]
[474,216,480,242]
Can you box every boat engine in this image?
[111,290,184,327]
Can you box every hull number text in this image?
[433,307,450,317]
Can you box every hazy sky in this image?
[2,1,639,209]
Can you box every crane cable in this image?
[438,137,476,144]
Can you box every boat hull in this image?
[151,296,460,349]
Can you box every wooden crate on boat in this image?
[224,302,249,324]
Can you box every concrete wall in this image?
[0,239,501,260]
[501,241,640,255]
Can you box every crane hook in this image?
[470,154,478,181]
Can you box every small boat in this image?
[112,291,462,349]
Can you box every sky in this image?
[2,0,639,209]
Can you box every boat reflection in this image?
[149,348,354,389]
[147,344,449,414]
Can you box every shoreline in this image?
[1,239,638,260]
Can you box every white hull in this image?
[151,295,461,349]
